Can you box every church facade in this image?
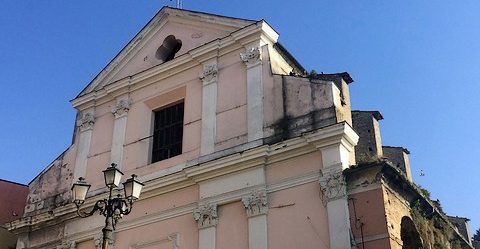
[5,7,473,249]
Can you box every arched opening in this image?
[401,216,423,249]
[155,35,182,63]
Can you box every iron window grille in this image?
[151,101,184,163]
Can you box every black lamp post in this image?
[71,163,144,249]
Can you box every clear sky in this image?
[1,1,479,233]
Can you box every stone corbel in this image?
[240,47,261,67]
[199,63,218,86]
[319,168,347,203]
[56,240,76,249]
[242,189,268,217]
[193,202,218,228]
[76,112,95,132]
[94,234,115,249]
[112,98,132,118]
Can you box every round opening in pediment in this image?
[155,35,182,63]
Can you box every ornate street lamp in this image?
[71,163,144,249]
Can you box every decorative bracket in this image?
[77,112,95,132]
[240,47,261,67]
[193,202,218,228]
[112,98,132,118]
[242,189,268,217]
[199,64,218,86]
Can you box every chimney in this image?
[352,111,383,163]
[382,146,413,182]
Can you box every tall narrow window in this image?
[151,102,184,163]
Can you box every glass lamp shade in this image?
[123,174,144,200]
[103,163,124,188]
[71,177,91,203]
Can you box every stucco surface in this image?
[216,202,248,249]
[268,182,330,249]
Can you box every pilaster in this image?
[242,189,268,249]
[194,202,218,249]
[240,46,264,142]
[110,97,131,168]
[199,61,218,156]
[309,123,358,249]
[73,111,95,181]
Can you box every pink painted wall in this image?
[268,182,330,249]
[216,202,248,249]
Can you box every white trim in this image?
[200,61,218,156]
[71,18,279,110]
[9,123,354,234]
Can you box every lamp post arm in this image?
[76,199,107,218]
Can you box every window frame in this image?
[150,100,185,163]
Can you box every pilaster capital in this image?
[199,63,218,86]
[193,202,218,228]
[240,47,261,67]
[57,240,76,249]
[319,168,346,203]
[242,189,268,217]
[76,112,95,132]
[94,234,115,249]
[112,98,132,118]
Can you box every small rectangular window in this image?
[151,102,184,163]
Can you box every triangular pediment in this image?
[76,7,256,98]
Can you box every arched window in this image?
[401,216,423,249]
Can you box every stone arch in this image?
[155,35,182,63]
[401,216,423,249]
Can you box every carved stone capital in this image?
[199,64,218,85]
[94,234,115,249]
[193,203,218,228]
[112,98,132,118]
[240,47,261,67]
[319,168,346,202]
[57,240,76,249]
[76,112,95,131]
[242,189,268,217]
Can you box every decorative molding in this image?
[240,47,261,67]
[56,240,76,249]
[76,112,95,131]
[129,233,180,249]
[94,233,115,249]
[199,63,218,85]
[71,21,278,109]
[8,123,353,234]
[193,203,218,228]
[319,168,346,203]
[242,189,268,217]
[112,98,132,118]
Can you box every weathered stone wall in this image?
[352,111,383,163]
[24,151,74,216]
[382,184,412,249]
[383,146,412,181]
[265,75,352,144]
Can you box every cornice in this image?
[8,123,352,234]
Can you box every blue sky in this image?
[1,1,479,233]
